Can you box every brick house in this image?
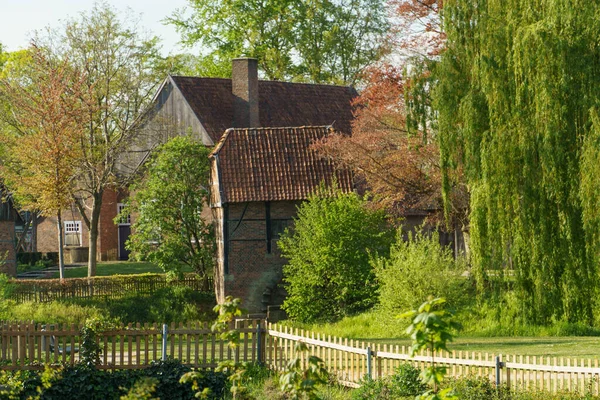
[35,187,129,262]
[209,126,354,312]
[0,187,22,276]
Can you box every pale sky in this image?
[0,0,192,55]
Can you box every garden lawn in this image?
[280,311,600,359]
[48,261,194,278]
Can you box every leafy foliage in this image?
[168,0,389,84]
[125,136,215,283]
[279,187,393,323]
[279,342,329,400]
[352,363,426,400]
[0,360,228,400]
[401,298,460,399]
[374,228,467,314]
[33,3,165,277]
[433,0,600,324]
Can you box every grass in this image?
[280,310,600,359]
[48,261,194,278]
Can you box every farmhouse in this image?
[209,126,354,312]
[29,58,357,268]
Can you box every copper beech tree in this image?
[0,48,96,279]
[314,0,472,227]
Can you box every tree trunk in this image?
[87,192,103,277]
[56,211,65,281]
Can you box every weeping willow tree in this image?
[434,0,600,324]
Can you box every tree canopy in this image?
[434,0,600,324]
[124,136,215,286]
[278,187,393,323]
[0,48,95,279]
[31,3,165,276]
[168,0,390,84]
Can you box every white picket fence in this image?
[266,323,600,394]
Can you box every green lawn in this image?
[48,261,194,278]
[280,311,600,359]
[366,336,600,359]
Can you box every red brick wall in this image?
[217,200,299,313]
[0,221,16,276]
[98,188,128,261]
[35,187,127,262]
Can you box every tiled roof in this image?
[211,126,353,203]
[170,76,357,142]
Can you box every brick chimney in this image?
[232,58,259,128]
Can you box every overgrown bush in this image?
[0,299,105,324]
[74,286,215,324]
[279,187,393,323]
[374,228,468,315]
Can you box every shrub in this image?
[279,187,393,323]
[389,363,427,397]
[374,228,467,315]
[2,300,105,324]
[351,376,394,400]
[0,360,228,400]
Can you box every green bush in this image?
[446,375,600,400]
[0,299,105,325]
[0,286,215,325]
[389,363,427,397]
[279,187,393,323]
[0,360,229,400]
[352,376,395,400]
[374,228,468,315]
[72,286,215,324]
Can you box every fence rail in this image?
[2,320,600,395]
[265,323,600,394]
[9,273,213,302]
[0,319,262,370]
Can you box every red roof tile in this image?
[170,77,357,142]
[211,126,353,203]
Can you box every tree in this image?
[124,136,215,286]
[433,0,600,324]
[168,0,389,84]
[278,187,393,323]
[313,65,445,217]
[35,3,165,276]
[0,47,94,279]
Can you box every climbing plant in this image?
[433,0,600,323]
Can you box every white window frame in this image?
[117,203,131,225]
[64,220,82,247]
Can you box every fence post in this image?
[256,322,263,365]
[495,355,502,387]
[367,346,372,379]
[161,324,168,361]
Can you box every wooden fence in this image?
[2,320,600,395]
[0,319,262,371]
[9,273,213,302]
[265,323,600,394]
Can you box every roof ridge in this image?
[168,75,355,90]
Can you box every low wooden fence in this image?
[2,320,600,395]
[9,274,213,302]
[265,324,600,394]
[0,319,262,371]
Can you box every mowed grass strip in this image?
[49,261,194,278]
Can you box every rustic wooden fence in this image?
[265,323,600,394]
[2,320,600,395]
[9,273,213,302]
[0,319,262,371]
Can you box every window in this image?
[117,203,131,225]
[64,221,82,247]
